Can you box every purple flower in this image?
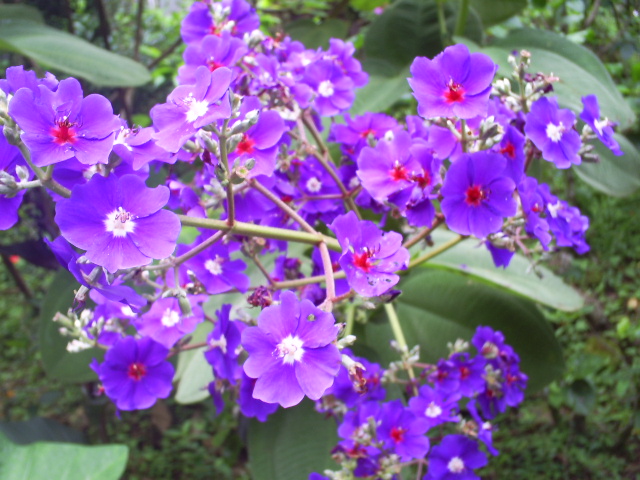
[485,242,515,269]
[205,304,243,383]
[151,66,232,153]
[136,296,203,348]
[238,372,279,421]
[378,400,430,461]
[304,60,355,117]
[409,44,498,120]
[496,125,525,183]
[91,336,174,411]
[113,124,174,170]
[55,174,181,274]
[0,66,57,96]
[524,97,581,169]
[409,385,460,429]
[427,435,488,480]
[330,211,409,297]
[517,177,552,249]
[440,152,517,238]
[181,240,249,294]
[241,290,341,407]
[329,112,400,160]
[580,94,622,156]
[0,133,28,230]
[178,31,248,85]
[180,0,259,44]
[8,77,120,167]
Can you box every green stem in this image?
[344,301,355,337]
[408,234,466,268]
[218,119,235,226]
[384,302,417,392]
[17,143,71,198]
[453,0,470,38]
[177,214,342,251]
[436,0,450,46]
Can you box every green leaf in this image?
[414,230,584,311]
[349,0,388,11]
[38,270,103,383]
[174,321,214,404]
[248,400,337,480]
[285,18,349,49]
[0,418,85,445]
[0,4,44,23]
[351,64,411,114]
[0,433,128,480]
[566,379,596,415]
[0,22,151,87]
[364,0,483,69]
[468,0,527,27]
[476,29,636,129]
[574,134,640,197]
[365,270,564,392]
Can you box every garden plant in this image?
[0,0,638,479]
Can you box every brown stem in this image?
[403,215,444,249]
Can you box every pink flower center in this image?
[389,162,409,182]
[236,134,256,155]
[465,185,487,207]
[413,172,431,189]
[207,59,225,71]
[390,426,405,444]
[500,142,516,159]
[51,118,78,145]
[459,365,470,380]
[359,128,375,138]
[444,79,465,104]
[127,362,147,381]
[352,251,373,272]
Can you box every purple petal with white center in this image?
[294,346,341,400]
[253,362,305,408]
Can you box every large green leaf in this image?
[0,4,44,23]
[285,18,349,49]
[413,230,583,312]
[174,321,214,404]
[364,0,483,69]
[0,21,151,87]
[248,400,337,480]
[0,418,85,445]
[0,434,128,480]
[38,270,103,383]
[574,134,640,197]
[351,64,411,115]
[365,270,564,392]
[468,0,527,27]
[475,29,636,129]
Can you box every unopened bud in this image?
[0,171,17,196]
[230,110,260,135]
[15,165,29,182]
[226,133,243,153]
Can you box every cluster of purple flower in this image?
[0,0,624,476]
[311,326,526,480]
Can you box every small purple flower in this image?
[181,240,249,294]
[580,94,622,156]
[180,0,259,44]
[178,31,248,85]
[330,211,409,297]
[496,125,525,183]
[151,66,232,153]
[55,174,181,274]
[8,77,120,167]
[91,336,174,411]
[241,290,341,407]
[0,66,57,96]
[329,112,400,160]
[205,304,243,383]
[427,435,488,480]
[378,400,430,461]
[409,385,459,429]
[525,97,581,169]
[485,242,515,269]
[304,60,355,117]
[0,134,28,230]
[136,296,203,348]
[440,152,517,238]
[409,44,498,120]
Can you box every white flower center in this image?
[161,308,181,327]
[120,306,135,317]
[275,334,304,364]
[184,94,209,123]
[209,334,228,354]
[204,256,224,275]
[318,80,334,97]
[447,456,465,473]
[545,122,565,142]
[306,177,322,193]
[104,207,136,238]
[547,201,562,218]
[425,402,442,418]
[593,118,607,136]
